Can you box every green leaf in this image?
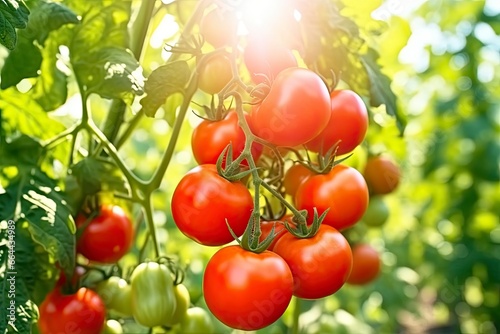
[70,156,128,196]
[0,34,41,89]
[361,48,406,133]
[140,61,190,117]
[74,46,145,100]
[0,1,77,89]
[32,30,68,111]
[0,167,76,275]
[1,134,43,166]
[0,0,30,50]
[0,88,66,140]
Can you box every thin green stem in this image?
[291,297,301,334]
[115,109,144,149]
[142,197,160,258]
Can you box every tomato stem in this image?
[291,297,301,334]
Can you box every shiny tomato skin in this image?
[244,35,297,84]
[191,110,262,167]
[273,225,352,299]
[306,90,368,156]
[347,244,381,285]
[363,156,401,195]
[198,54,232,94]
[199,8,237,48]
[38,287,106,334]
[171,165,254,246]
[283,164,315,198]
[203,246,293,331]
[77,205,134,264]
[295,164,369,230]
[250,68,331,147]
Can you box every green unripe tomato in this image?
[165,283,191,327]
[95,276,133,317]
[101,319,123,334]
[130,262,177,328]
[180,307,214,334]
[362,196,389,227]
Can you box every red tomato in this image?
[171,165,254,246]
[250,68,331,147]
[191,110,262,166]
[198,54,233,95]
[38,287,106,334]
[199,8,237,48]
[203,246,293,330]
[283,164,315,198]
[363,156,401,195]
[273,224,352,299]
[306,90,368,156]
[244,35,297,84]
[295,164,369,230]
[258,216,292,250]
[347,244,381,285]
[77,205,134,264]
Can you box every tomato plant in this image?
[198,53,233,95]
[295,164,369,230]
[130,261,177,328]
[199,7,237,48]
[38,287,106,334]
[363,156,401,195]
[203,245,294,330]
[95,276,133,317]
[179,307,214,334]
[250,67,331,147]
[165,283,191,326]
[76,205,134,264]
[258,217,292,250]
[347,244,381,285]
[306,90,368,156]
[273,224,352,299]
[191,110,262,166]
[171,164,254,246]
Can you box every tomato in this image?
[258,217,291,250]
[250,68,331,147]
[306,90,368,156]
[244,35,297,84]
[273,224,352,299]
[347,244,381,285]
[199,8,237,48]
[362,196,389,227]
[165,283,191,326]
[283,164,315,198]
[101,319,123,334]
[76,205,134,264]
[171,164,254,246]
[38,287,106,334]
[130,262,177,328]
[203,246,293,330]
[191,110,262,167]
[295,164,369,230]
[363,156,401,195]
[198,54,232,94]
[95,276,133,317]
[179,307,214,334]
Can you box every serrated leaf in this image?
[140,61,190,117]
[361,48,406,133]
[70,156,128,196]
[32,30,68,111]
[0,0,30,50]
[0,168,75,292]
[74,47,144,100]
[0,88,66,140]
[0,34,41,89]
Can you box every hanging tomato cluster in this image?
[167,1,403,331]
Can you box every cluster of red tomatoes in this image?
[167,4,403,332]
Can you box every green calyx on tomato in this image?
[273,224,353,299]
[171,164,254,246]
[130,261,177,328]
[203,245,294,331]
